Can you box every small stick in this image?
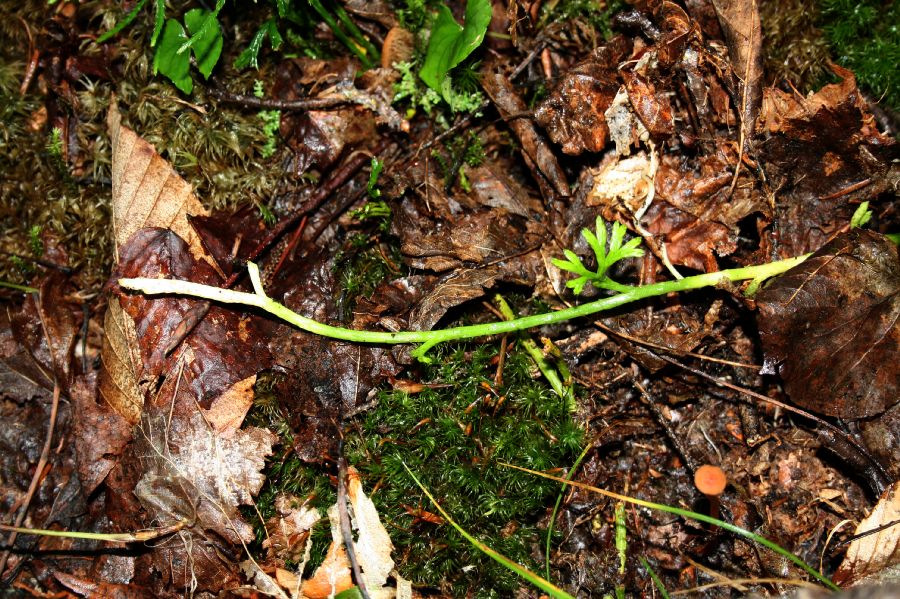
[209,87,352,111]
[337,441,371,599]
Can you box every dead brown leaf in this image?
[710,0,763,152]
[756,229,899,419]
[107,100,208,261]
[534,37,631,155]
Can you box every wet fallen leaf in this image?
[756,68,899,258]
[71,374,132,496]
[757,229,899,419]
[482,71,570,197]
[834,481,900,586]
[534,37,630,155]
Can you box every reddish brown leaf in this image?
[623,71,675,138]
[71,374,132,496]
[756,230,900,419]
[534,37,630,155]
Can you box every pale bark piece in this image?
[835,481,900,586]
[348,466,395,591]
[107,100,209,261]
[98,297,143,424]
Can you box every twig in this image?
[337,442,371,599]
[209,87,352,111]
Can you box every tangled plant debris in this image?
[1,0,899,597]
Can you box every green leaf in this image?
[234,19,280,70]
[420,0,491,102]
[96,0,148,44]
[151,0,165,45]
[184,9,223,80]
[850,201,873,229]
[153,19,192,93]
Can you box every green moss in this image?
[333,233,404,315]
[345,343,583,596]
[819,0,900,110]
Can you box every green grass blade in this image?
[639,557,671,599]
[545,442,592,580]
[500,462,840,592]
[401,462,575,599]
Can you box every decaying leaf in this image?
[756,68,899,258]
[98,297,143,424]
[482,71,570,197]
[834,481,900,586]
[134,407,276,545]
[107,100,209,262]
[534,37,630,155]
[757,230,900,419]
[710,0,763,152]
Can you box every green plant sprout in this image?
[495,294,574,406]
[119,231,809,362]
[850,201,873,229]
[420,0,490,104]
[552,217,644,295]
[367,157,384,199]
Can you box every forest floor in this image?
[0,0,898,597]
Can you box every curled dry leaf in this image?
[834,481,900,586]
[756,230,899,419]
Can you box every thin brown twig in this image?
[337,443,371,599]
[209,87,352,111]
[594,320,760,369]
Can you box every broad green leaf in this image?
[184,9,223,80]
[420,0,491,101]
[153,19,192,93]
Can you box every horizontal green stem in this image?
[118,255,809,353]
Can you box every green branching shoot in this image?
[552,217,644,295]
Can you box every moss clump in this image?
[333,232,404,316]
[819,0,900,111]
[759,0,832,93]
[345,342,584,596]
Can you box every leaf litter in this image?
[0,0,898,597]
